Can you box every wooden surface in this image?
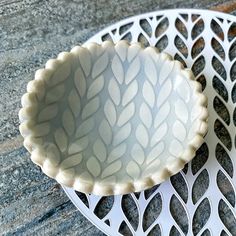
[1,0,236,235]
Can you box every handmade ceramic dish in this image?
[19,41,208,195]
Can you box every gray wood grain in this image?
[1,0,235,235]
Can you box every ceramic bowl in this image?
[19,41,208,195]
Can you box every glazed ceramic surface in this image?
[19,41,207,195]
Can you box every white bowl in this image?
[19,41,208,195]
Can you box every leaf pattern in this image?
[32,11,236,236]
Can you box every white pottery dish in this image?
[19,41,208,196]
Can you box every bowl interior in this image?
[35,42,202,186]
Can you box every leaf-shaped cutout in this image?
[173,120,186,142]
[125,56,141,84]
[38,104,58,122]
[99,119,112,145]
[93,139,107,162]
[229,40,236,61]
[75,192,89,208]
[192,55,205,77]
[81,97,99,120]
[74,67,86,97]
[213,96,230,125]
[191,18,204,40]
[169,139,183,157]
[217,170,235,207]
[232,83,236,103]
[175,75,190,103]
[174,53,187,68]
[138,34,150,47]
[146,142,164,164]
[155,17,169,38]
[75,117,94,138]
[131,143,145,165]
[104,99,116,126]
[107,143,127,163]
[156,79,172,108]
[231,61,236,84]
[175,18,188,39]
[144,55,157,85]
[191,143,209,175]
[113,123,131,146]
[101,33,113,42]
[126,161,140,179]
[159,60,174,85]
[211,38,225,61]
[108,78,120,105]
[94,196,114,219]
[174,35,188,58]
[119,22,134,35]
[170,195,188,235]
[144,185,159,199]
[216,143,233,178]
[118,221,133,236]
[201,229,211,236]
[214,119,232,151]
[228,22,236,42]
[169,226,181,236]
[121,32,132,42]
[92,52,109,79]
[140,19,152,37]
[68,89,80,117]
[60,153,83,169]
[196,74,206,91]
[218,199,236,234]
[86,156,101,177]
[212,76,228,102]
[143,80,155,108]
[170,172,188,203]
[146,224,161,236]
[151,123,168,147]
[62,109,75,136]
[68,136,88,155]
[212,56,226,81]
[122,80,138,106]
[191,37,205,59]
[155,35,168,52]
[78,47,91,77]
[87,75,104,99]
[192,169,209,204]
[154,102,170,128]
[54,128,68,152]
[193,198,211,235]
[136,124,149,148]
[174,99,188,123]
[117,102,135,127]
[140,103,152,128]
[111,55,124,84]
[101,160,122,179]
[210,19,224,41]
[46,84,65,104]
[143,193,162,232]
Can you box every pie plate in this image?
[18,40,208,196]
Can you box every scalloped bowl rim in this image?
[19,41,208,196]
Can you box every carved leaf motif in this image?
[92,52,109,79]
